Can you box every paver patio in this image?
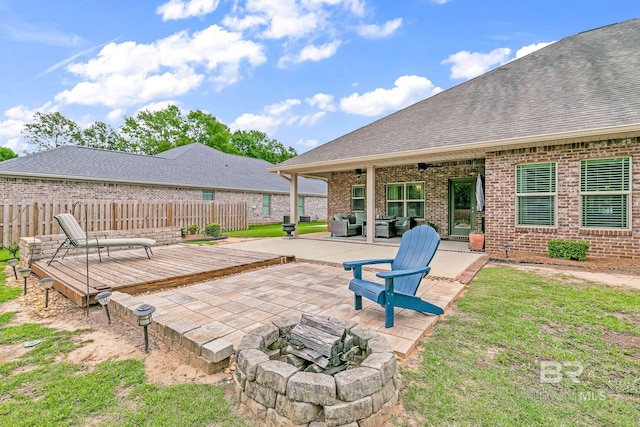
[135,261,469,358]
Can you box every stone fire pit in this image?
[233,315,401,427]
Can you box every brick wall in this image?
[328,160,486,236]
[486,137,640,258]
[0,177,326,225]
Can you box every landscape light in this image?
[96,291,112,325]
[133,304,156,353]
[17,268,31,295]
[7,258,18,280]
[40,277,55,308]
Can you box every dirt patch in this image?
[0,272,229,387]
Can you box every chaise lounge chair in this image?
[47,213,156,265]
[343,225,442,328]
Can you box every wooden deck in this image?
[31,244,291,306]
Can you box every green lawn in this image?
[400,266,640,426]
[0,248,16,262]
[1,262,638,426]
[224,221,327,238]
[0,276,251,427]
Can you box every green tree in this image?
[0,147,18,161]
[231,130,297,164]
[119,105,192,155]
[21,112,81,152]
[77,121,130,151]
[187,110,239,155]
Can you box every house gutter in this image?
[268,123,640,174]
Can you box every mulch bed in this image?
[487,250,640,276]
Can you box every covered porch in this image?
[274,157,487,245]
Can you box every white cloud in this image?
[515,41,555,59]
[229,113,281,135]
[0,104,55,153]
[299,111,325,125]
[279,40,341,66]
[345,0,366,16]
[230,98,301,135]
[441,41,556,81]
[356,18,402,39]
[296,138,320,148]
[340,75,442,116]
[224,0,324,40]
[157,0,220,21]
[56,70,204,107]
[441,47,511,80]
[55,25,266,108]
[306,93,336,111]
[135,101,183,115]
[265,99,301,115]
[107,108,126,122]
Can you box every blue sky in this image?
[0,0,638,156]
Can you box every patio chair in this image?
[47,213,156,265]
[343,225,443,328]
[330,214,362,237]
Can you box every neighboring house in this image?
[0,143,327,224]
[270,19,640,258]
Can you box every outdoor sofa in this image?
[330,213,364,237]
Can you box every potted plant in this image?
[468,232,485,251]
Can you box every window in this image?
[386,182,424,217]
[262,194,271,216]
[298,196,305,215]
[352,185,365,211]
[516,162,556,226]
[580,157,630,229]
[202,191,214,200]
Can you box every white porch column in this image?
[289,173,298,236]
[366,166,375,243]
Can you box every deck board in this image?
[31,244,289,306]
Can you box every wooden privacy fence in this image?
[0,200,248,246]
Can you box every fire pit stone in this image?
[234,314,401,426]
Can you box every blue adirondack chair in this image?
[343,225,443,328]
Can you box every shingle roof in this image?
[0,143,327,196]
[275,19,640,171]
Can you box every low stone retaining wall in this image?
[234,316,401,427]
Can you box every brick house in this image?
[270,19,640,258]
[0,143,327,224]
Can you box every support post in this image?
[366,166,375,243]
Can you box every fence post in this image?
[33,201,40,237]
[167,202,173,228]
[111,202,117,231]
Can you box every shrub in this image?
[203,222,221,237]
[427,222,438,232]
[547,240,590,261]
[186,224,200,235]
[5,242,19,258]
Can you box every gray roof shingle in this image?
[276,19,640,170]
[0,143,327,196]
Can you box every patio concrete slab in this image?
[219,233,484,280]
